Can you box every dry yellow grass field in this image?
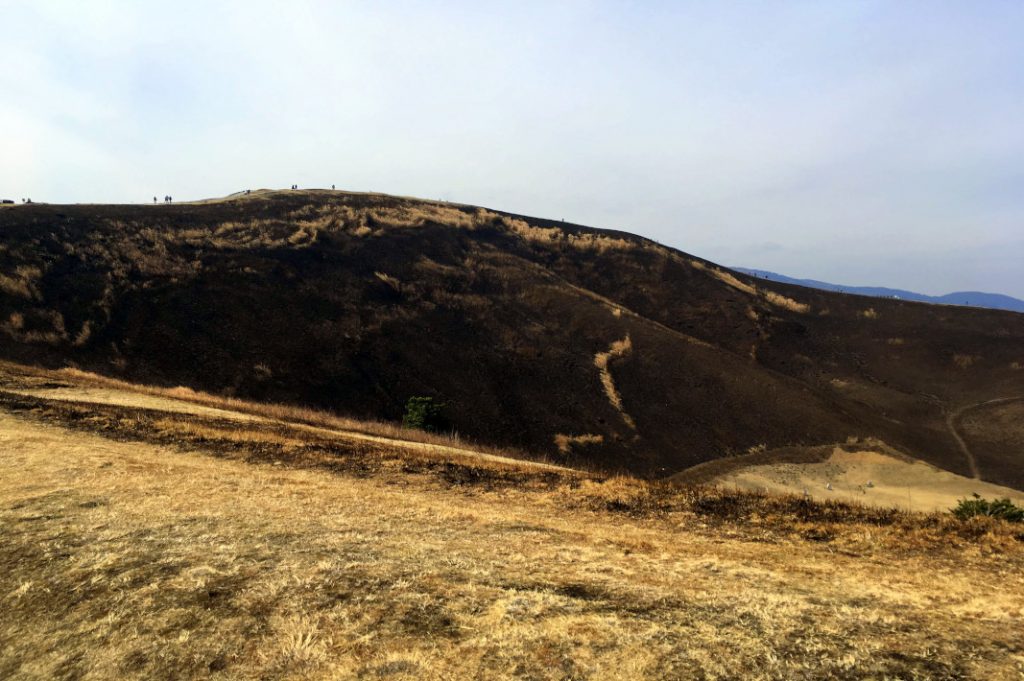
[2,363,1024,679]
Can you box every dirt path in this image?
[282,420,570,472]
[593,335,636,430]
[946,396,1024,480]
[4,385,572,475]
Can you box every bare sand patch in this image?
[593,334,636,429]
[711,447,1024,513]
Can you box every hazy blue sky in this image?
[3,1,1023,297]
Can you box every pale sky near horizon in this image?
[3,1,1023,297]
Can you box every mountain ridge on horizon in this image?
[734,267,1024,314]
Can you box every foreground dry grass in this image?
[2,368,1024,679]
[2,428,1023,679]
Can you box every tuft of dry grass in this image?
[762,290,810,313]
[373,270,402,293]
[2,311,23,331]
[0,309,67,345]
[501,215,635,252]
[691,260,758,296]
[553,433,604,455]
[953,353,979,369]
[689,262,809,313]
[0,265,41,299]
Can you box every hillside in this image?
[2,190,1023,486]
[735,267,1024,313]
[2,361,1023,680]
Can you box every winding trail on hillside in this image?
[593,335,636,430]
[945,396,1024,480]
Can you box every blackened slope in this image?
[539,239,1024,477]
[1,191,1022,483]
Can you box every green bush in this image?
[402,396,449,432]
[951,494,1024,522]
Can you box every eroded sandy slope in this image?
[709,447,1024,513]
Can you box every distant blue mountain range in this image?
[733,268,1024,314]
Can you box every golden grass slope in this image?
[2,363,1024,679]
[3,410,1024,680]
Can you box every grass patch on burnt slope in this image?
[2,365,1024,679]
[0,360,558,472]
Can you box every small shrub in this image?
[402,396,449,432]
[952,494,1024,522]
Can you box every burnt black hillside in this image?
[2,190,1022,484]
